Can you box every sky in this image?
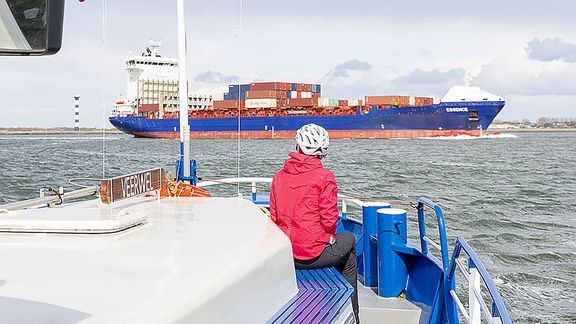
[1,0,575,127]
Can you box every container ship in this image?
[109,42,505,139]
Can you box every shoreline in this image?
[0,128,122,135]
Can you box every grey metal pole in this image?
[176,0,191,180]
[0,186,99,212]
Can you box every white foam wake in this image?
[417,133,518,140]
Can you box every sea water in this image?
[0,132,574,323]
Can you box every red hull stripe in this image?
[131,130,496,139]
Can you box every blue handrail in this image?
[416,197,450,272]
[447,237,512,324]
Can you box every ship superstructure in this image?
[111,40,212,118]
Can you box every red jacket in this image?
[270,152,339,260]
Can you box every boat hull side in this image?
[130,129,489,139]
[109,101,504,139]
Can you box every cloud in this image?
[324,59,372,80]
[526,38,576,63]
[193,71,239,84]
[392,68,466,86]
[474,51,576,96]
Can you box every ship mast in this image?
[176,0,191,181]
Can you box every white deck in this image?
[358,284,423,324]
[0,197,297,323]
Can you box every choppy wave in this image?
[0,131,574,322]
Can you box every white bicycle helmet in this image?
[295,124,330,157]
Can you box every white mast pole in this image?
[176,0,190,180]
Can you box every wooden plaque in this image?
[100,168,165,204]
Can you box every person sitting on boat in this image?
[270,123,359,322]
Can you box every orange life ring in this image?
[160,182,211,198]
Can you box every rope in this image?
[163,171,181,196]
[258,205,270,216]
[42,187,63,205]
[68,178,104,188]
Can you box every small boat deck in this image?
[358,283,424,324]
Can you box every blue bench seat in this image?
[268,268,354,323]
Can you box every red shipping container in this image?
[338,100,348,107]
[139,104,160,112]
[213,100,242,109]
[415,97,434,105]
[365,96,391,105]
[250,82,284,91]
[396,96,410,105]
[246,90,286,99]
[303,84,312,92]
[365,96,410,105]
[287,98,314,107]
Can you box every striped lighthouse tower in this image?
[74,95,80,131]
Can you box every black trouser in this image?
[294,232,359,323]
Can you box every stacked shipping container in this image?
[365,95,434,107]
[213,82,435,110]
[214,82,321,109]
[223,84,251,101]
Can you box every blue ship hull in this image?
[109,101,504,139]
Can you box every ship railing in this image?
[417,197,450,272]
[338,195,364,222]
[446,238,512,324]
[0,186,99,212]
[332,196,453,277]
[334,196,452,276]
[196,177,272,202]
[196,178,365,212]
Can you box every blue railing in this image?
[417,197,450,272]
[446,237,512,324]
